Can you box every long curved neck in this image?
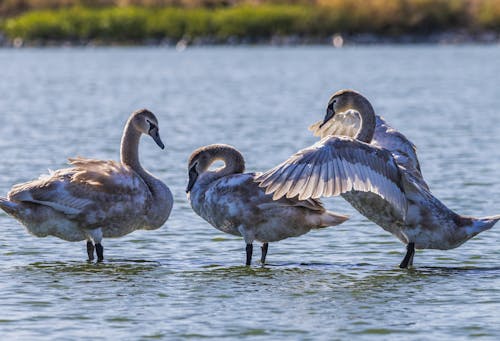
[202,147,246,184]
[120,118,166,195]
[120,117,171,225]
[121,118,146,175]
[351,95,376,143]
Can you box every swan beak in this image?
[319,108,335,128]
[186,167,198,193]
[150,129,165,149]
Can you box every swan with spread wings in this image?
[257,89,499,268]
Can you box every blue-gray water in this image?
[0,46,499,339]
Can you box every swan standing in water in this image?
[186,144,348,265]
[0,109,173,261]
[257,90,500,268]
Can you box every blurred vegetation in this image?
[1,0,500,43]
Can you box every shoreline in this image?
[3,3,500,48]
[2,31,499,48]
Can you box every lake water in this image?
[0,46,499,339]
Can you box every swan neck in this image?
[121,118,142,170]
[202,148,246,184]
[120,118,157,189]
[120,117,171,225]
[352,96,376,143]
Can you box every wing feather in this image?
[372,115,429,190]
[8,157,147,216]
[256,136,407,217]
[309,110,361,139]
[281,163,307,200]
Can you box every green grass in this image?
[2,2,500,43]
[2,6,327,42]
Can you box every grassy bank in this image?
[2,1,500,44]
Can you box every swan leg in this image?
[95,243,104,262]
[261,243,269,264]
[87,228,104,262]
[399,242,415,269]
[408,248,415,267]
[246,244,253,266]
[86,240,95,261]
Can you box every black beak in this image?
[319,107,335,128]
[150,128,165,149]
[186,167,198,193]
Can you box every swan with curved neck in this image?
[187,144,348,265]
[321,89,376,143]
[258,89,500,268]
[0,109,173,262]
[120,111,172,227]
[186,144,245,193]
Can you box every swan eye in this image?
[147,120,156,132]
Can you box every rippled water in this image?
[1,46,499,339]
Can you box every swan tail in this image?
[465,215,500,236]
[0,197,21,216]
[317,210,349,228]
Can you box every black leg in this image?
[399,242,415,269]
[95,243,104,262]
[86,241,95,261]
[261,243,269,264]
[408,246,415,267]
[246,244,253,266]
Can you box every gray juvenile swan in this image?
[186,144,348,265]
[257,89,500,268]
[0,109,173,261]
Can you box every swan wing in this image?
[255,136,407,217]
[8,168,93,215]
[68,157,144,194]
[309,109,361,139]
[8,158,148,216]
[372,116,429,190]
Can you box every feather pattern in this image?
[309,109,361,138]
[371,116,429,190]
[8,158,149,221]
[257,136,407,217]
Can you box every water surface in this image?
[0,46,499,339]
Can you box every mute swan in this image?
[186,144,348,265]
[257,89,500,268]
[0,109,173,261]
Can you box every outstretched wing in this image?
[8,157,147,216]
[372,116,429,190]
[255,136,407,217]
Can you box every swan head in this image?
[186,145,218,193]
[130,109,165,149]
[186,144,244,193]
[320,89,362,128]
